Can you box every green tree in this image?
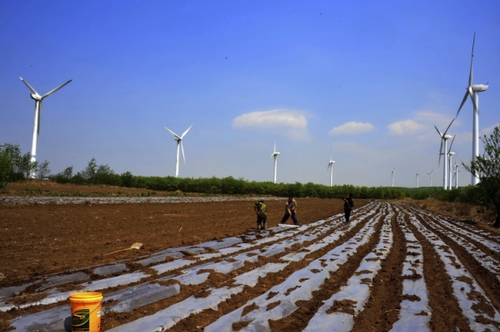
[36,160,51,179]
[463,126,500,228]
[78,157,97,183]
[0,143,33,181]
[0,152,12,189]
[62,166,74,180]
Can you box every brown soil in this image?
[1,180,499,331]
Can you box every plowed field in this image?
[1,182,500,331]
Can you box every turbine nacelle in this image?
[30,93,43,101]
[472,84,488,92]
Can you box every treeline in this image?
[0,143,479,204]
[48,157,480,204]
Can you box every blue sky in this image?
[1,0,499,187]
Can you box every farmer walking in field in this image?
[343,193,354,223]
[254,199,267,230]
[280,196,299,226]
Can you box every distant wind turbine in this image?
[327,150,335,187]
[435,118,455,190]
[391,168,395,187]
[165,125,192,177]
[19,77,72,178]
[453,163,460,189]
[416,172,419,188]
[427,169,434,187]
[271,141,280,184]
[455,33,488,186]
[447,135,456,190]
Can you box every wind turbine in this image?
[416,172,419,188]
[455,33,488,186]
[271,141,280,184]
[447,135,456,190]
[165,125,192,177]
[391,168,395,187]
[453,163,460,189]
[435,118,455,190]
[19,77,72,178]
[427,169,434,187]
[327,150,335,187]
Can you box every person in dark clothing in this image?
[280,196,299,225]
[343,193,354,223]
[254,199,267,230]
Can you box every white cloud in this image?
[328,121,374,136]
[387,110,457,139]
[232,109,309,140]
[388,119,426,136]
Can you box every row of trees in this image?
[0,143,50,186]
[2,126,499,226]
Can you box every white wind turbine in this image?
[455,33,488,186]
[19,77,72,178]
[165,125,193,177]
[427,169,434,187]
[435,118,455,190]
[391,168,395,187]
[447,135,456,190]
[453,163,460,189]
[271,141,280,184]
[416,172,419,188]
[327,150,335,187]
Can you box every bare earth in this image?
[1,181,500,331]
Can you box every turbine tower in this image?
[391,168,395,187]
[327,150,335,187]
[435,118,455,190]
[271,141,280,184]
[447,135,456,190]
[19,77,72,178]
[427,169,434,187]
[416,172,419,188]
[165,125,192,177]
[453,163,460,189]
[455,33,488,186]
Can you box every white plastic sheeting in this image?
[304,205,393,331]
[390,207,431,332]
[205,207,383,332]
[411,213,500,331]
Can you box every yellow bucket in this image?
[69,292,103,332]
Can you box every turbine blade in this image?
[37,102,42,135]
[181,124,193,139]
[181,142,186,164]
[449,135,456,151]
[434,125,443,136]
[19,77,38,95]
[438,139,443,166]
[469,32,475,87]
[42,79,72,98]
[165,127,181,140]
[444,117,455,135]
[455,90,470,118]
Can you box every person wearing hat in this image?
[280,196,299,226]
[254,199,267,230]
